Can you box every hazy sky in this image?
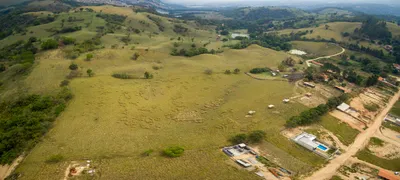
[163,0,399,5]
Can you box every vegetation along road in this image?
[305,45,346,67]
[305,89,400,180]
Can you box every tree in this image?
[87,69,94,77]
[233,68,241,74]
[325,24,330,30]
[163,146,184,157]
[131,52,140,60]
[69,63,78,70]
[41,39,58,50]
[366,74,379,87]
[86,54,93,61]
[224,70,231,74]
[144,71,153,79]
[229,134,248,144]
[248,130,266,144]
[283,57,296,67]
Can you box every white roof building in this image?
[337,103,350,112]
[293,132,319,151]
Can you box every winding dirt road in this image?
[305,46,346,67]
[305,90,400,180]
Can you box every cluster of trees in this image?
[0,39,38,74]
[173,24,188,34]
[146,15,165,32]
[58,26,82,34]
[0,89,73,164]
[357,16,392,40]
[229,130,266,144]
[227,33,292,51]
[96,13,127,25]
[346,43,386,59]
[171,47,221,57]
[249,67,271,74]
[286,94,349,128]
[41,39,59,50]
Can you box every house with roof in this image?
[292,132,333,158]
[378,169,400,180]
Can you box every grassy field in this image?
[315,115,360,146]
[389,100,400,117]
[388,22,400,37]
[11,43,326,179]
[356,149,400,171]
[278,22,361,42]
[291,41,343,58]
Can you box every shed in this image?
[378,169,400,180]
[337,103,350,112]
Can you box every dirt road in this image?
[305,90,400,180]
[305,46,346,67]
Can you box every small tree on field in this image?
[60,80,70,87]
[86,53,93,61]
[225,70,232,74]
[325,24,330,30]
[233,68,240,74]
[69,63,78,70]
[87,69,94,77]
[131,52,140,60]
[144,71,153,79]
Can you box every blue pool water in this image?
[317,144,328,151]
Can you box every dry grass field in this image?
[12,44,327,179]
[278,22,361,42]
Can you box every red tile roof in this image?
[378,169,400,180]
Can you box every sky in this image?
[163,0,399,5]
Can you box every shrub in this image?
[45,154,64,163]
[370,137,384,147]
[60,36,76,45]
[233,68,240,74]
[112,73,134,79]
[41,39,58,50]
[87,69,94,77]
[57,87,73,101]
[86,54,93,61]
[144,72,153,79]
[131,52,140,60]
[142,149,154,157]
[60,80,70,87]
[54,103,66,116]
[204,69,213,75]
[0,64,6,72]
[69,63,78,70]
[66,70,82,79]
[163,146,184,157]
[229,134,248,144]
[224,70,232,74]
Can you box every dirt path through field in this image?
[0,156,23,180]
[305,90,400,180]
[305,46,346,67]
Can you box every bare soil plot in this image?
[335,158,379,180]
[330,110,366,131]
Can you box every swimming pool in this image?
[317,144,328,151]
